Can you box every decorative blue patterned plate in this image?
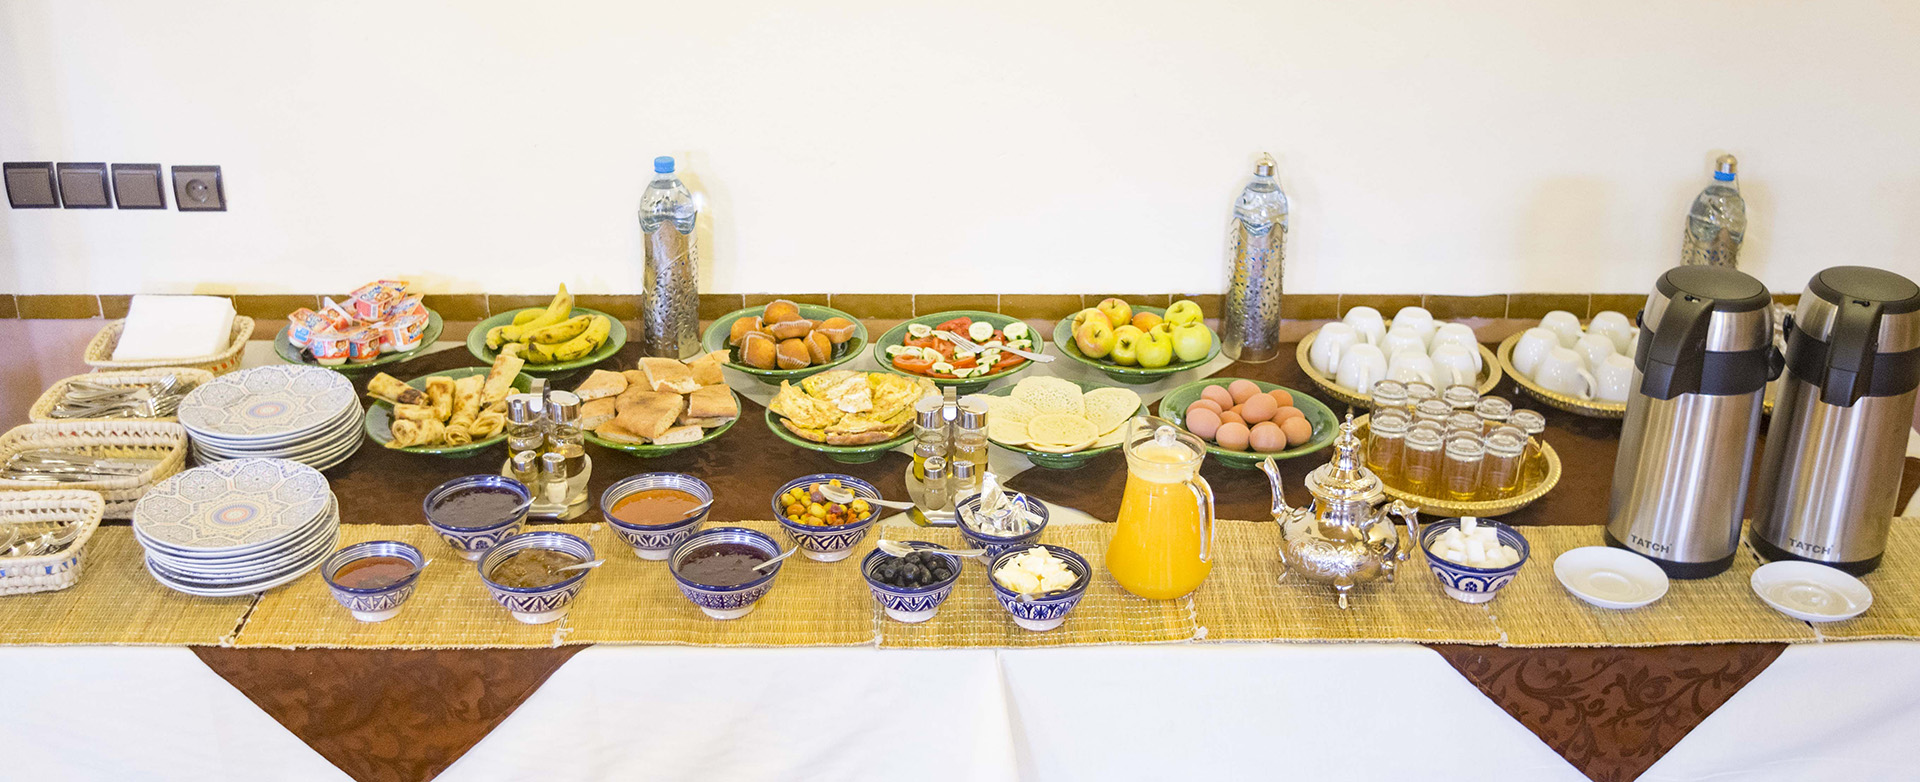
[178,366,358,441]
[132,458,333,553]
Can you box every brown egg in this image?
[1249,421,1286,453]
[1185,407,1223,440]
[1239,393,1279,424]
[1201,385,1234,410]
[1218,410,1245,426]
[1228,379,1262,404]
[1280,416,1314,446]
[1268,388,1294,407]
[1187,399,1224,416]
[1215,421,1251,452]
[1272,405,1305,424]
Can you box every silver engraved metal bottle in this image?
[1222,154,1288,363]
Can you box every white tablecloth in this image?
[10,642,1919,781]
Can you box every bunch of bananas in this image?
[483,284,613,364]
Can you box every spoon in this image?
[555,559,606,573]
[818,483,916,511]
[753,546,801,573]
[877,539,988,560]
[933,329,1053,363]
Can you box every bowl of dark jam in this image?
[477,530,595,625]
[668,527,785,620]
[321,540,427,622]
[424,475,533,560]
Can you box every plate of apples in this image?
[1053,298,1219,384]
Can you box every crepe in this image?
[574,369,628,401]
[385,418,446,449]
[393,403,437,422]
[481,352,524,405]
[640,357,701,394]
[425,376,456,421]
[469,409,506,440]
[447,375,483,432]
[368,373,428,406]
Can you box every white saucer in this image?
[1554,546,1670,610]
[1750,561,1872,622]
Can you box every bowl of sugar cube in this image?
[1420,516,1529,604]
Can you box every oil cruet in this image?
[1261,414,1420,609]
[1107,416,1217,600]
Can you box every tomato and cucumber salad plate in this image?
[872,310,1044,393]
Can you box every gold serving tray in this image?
[1494,333,1628,419]
[1353,414,1561,518]
[1296,330,1503,410]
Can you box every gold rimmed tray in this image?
[1296,330,1502,410]
[1495,333,1628,419]
[1353,414,1560,518]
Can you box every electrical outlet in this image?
[57,163,112,208]
[5,162,59,208]
[112,164,167,209]
[172,165,225,211]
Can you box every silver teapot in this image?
[1260,415,1419,609]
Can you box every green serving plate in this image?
[1051,305,1220,385]
[583,387,742,457]
[700,304,869,385]
[764,406,910,464]
[274,309,445,372]
[1157,378,1338,469]
[363,366,534,458]
[466,307,628,375]
[979,378,1139,470]
[870,310,1044,395]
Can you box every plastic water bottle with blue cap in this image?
[639,156,701,358]
[1681,154,1746,268]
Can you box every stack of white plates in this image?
[179,366,364,471]
[132,458,342,597]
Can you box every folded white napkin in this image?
[111,295,237,361]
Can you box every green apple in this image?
[1096,298,1133,331]
[1071,307,1111,332]
[1074,318,1117,358]
[1137,325,1175,369]
[1165,299,1204,327]
[1170,321,1212,362]
[1110,324,1145,366]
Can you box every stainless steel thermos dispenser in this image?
[1752,266,1920,574]
[1608,267,1779,578]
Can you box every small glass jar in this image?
[1369,379,1409,415]
[1366,411,1408,479]
[951,399,989,475]
[1474,395,1513,430]
[1482,430,1527,499]
[1444,411,1484,437]
[1441,435,1486,502]
[1441,384,1480,412]
[1401,427,1445,495]
[1413,399,1451,426]
[1405,381,1439,408]
[912,397,949,480]
[1509,409,1547,438]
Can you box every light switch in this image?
[112,164,167,209]
[172,165,225,211]
[5,162,59,208]
[57,163,112,208]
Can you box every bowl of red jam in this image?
[320,540,426,622]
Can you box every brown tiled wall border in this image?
[4,292,1803,321]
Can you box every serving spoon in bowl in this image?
[876,539,988,560]
[753,546,801,573]
[932,329,1053,363]
[818,483,916,511]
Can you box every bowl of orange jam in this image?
[600,473,713,560]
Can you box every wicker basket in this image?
[1495,333,1627,419]
[1296,330,1503,410]
[27,367,217,424]
[83,316,255,375]
[0,422,189,520]
[0,490,105,595]
[1353,414,1561,518]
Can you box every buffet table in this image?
[5,321,1919,782]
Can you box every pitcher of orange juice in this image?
[1107,416,1217,600]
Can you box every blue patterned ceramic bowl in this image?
[862,541,963,623]
[669,527,785,620]
[955,492,1050,557]
[477,531,595,624]
[601,473,712,561]
[423,475,532,561]
[988,544,1091,632]
[320,540,425,622]
[772,474,880,562]
[1420,518,1530,604]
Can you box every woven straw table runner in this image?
[0,527,253,645]
[1812,517,1920,641]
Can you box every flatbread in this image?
[686,351,728,387]
[651,425,705,446]
[640,357,701,394]
[985,395,1039,427]
[1012,376,1084,417]
[987,417,1032,446]
[1026,413,1097,446]
[574,369,628,401]
[686,385,738,420]
[580,397,617,430]
[615,390,684,440]
[1082,387,1142,435]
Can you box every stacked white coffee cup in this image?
[1510,310,1639,402]
[1310,306,1483,393]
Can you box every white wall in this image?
[2,0,1917,297]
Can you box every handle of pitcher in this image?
[1187,475,1217,563]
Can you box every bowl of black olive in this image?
[861,542,963,624]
